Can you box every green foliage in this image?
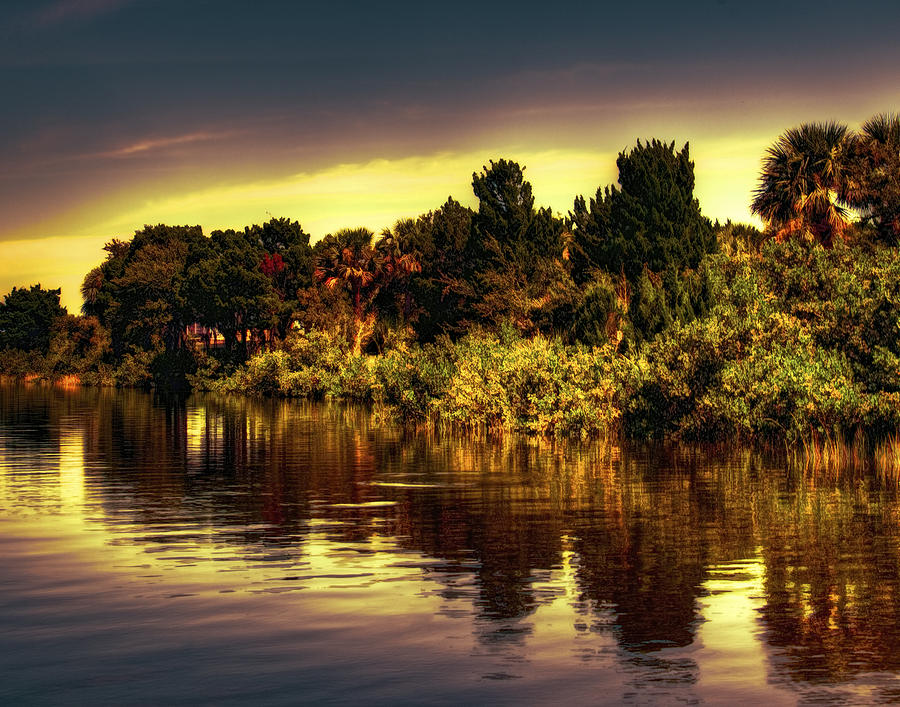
[0,348,47,376]
[434,329,620,436]
[622,242,900,441]
[406,198,474,340]
[715,220,766,256]
[115,349,155,387]
[107,224,204,357]
[571,139,715,282]
[53,133,900,447]
[244,217,314,336]
[314,227,380,354]
[469,159,564,271]
[46,315,110,374]
[458,160,569,334]
[373,342,454,422]
[567,276,622,347]
[185,226,279,354]
[0,284,66,353]
[220,329,376,401]
[570,140,716,344]
[846,114,900,245]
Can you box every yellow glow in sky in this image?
[0,143,763,311]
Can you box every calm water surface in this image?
[3,384,900,704]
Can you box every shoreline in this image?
[5,361,900,478]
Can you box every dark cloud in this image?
[1,0,899,240]
[34,0,139,27]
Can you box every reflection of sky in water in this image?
[3,385,900,704]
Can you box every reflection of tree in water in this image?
[0,383,57,452]
[571,449,758,656]
[755,473,900,697]
[384,435,572,649]
[19,384,900,698]
[77,392,382,561]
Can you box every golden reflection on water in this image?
[58,426,85,511]
[4,385,900,703]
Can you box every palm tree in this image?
[844,113,900,244]
[80,266,104,316]
[376,219,423,325]
[751,122,851,247]
[377,220,422,279]
[314,228,380,354]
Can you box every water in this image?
[2,384,900,704]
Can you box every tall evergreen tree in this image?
[571,140,714,283]
[463,160,567,332]
[570,140,716,344]
[469,159,564,273]
[404,197,474,340]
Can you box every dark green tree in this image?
[468,159,564,273]
[571,139,715,282]
[46,314,110,373]
[80,238,129,322]
[402,197,474,341]
[571,140,716,344]
[107,224,205,357]
[185,227,279,355]
[0,284,66,352]
[245,217,314,335]
[463,160,568,332]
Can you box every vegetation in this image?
[5,113,900,449]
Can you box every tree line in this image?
[2,114,899,403]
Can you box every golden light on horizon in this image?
[0,141,763,311]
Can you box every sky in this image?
[1,0,899,310]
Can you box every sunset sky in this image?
[2,0,899,310]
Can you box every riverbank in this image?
[6,240,900,453]
[191,239,900,447]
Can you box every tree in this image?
[244,217,314,335]
[0,284,66,352]
[80,238,129,322]
[463,160,568,332]
[314,227,381,354]
[570,139,716,344]
[751,122,852,247]
[106,224,205,357]
[571,139,715,283]
[185,227,279,355]
[402,198,474,341]
[373,219,423,329]
[845,114,900,245]
[468,159,564,273]
[46,314,110,373]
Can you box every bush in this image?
[220,329,376,401]
[433,330,620,437]
[115,349,155,387]
[374,342,455,422]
